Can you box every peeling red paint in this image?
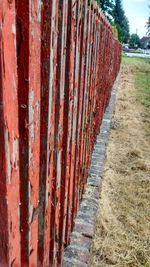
[0,1,21,266]
[16,0,41,265]
[0,0,121,266]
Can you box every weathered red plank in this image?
[58,0,78,261]
[78,0,92,201]
[87,4,100,169]
[65,0,85,243]
[16,1,41,265]
[81,2,95,194]
[38,0,52,265]
[81,3,101,195]
[38,0,52,266]
[16,1,30,264]
[73,0,88,217]
[54,0,68,265]
[28,1,41,266]
[42,1,59,266]
[0,1,21,266]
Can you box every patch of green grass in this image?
[122,55,150,66]
[136,71,150,108]
[122,55,150,108]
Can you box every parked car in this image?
[122,44,129,52]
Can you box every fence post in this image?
[0,1,21,265]
[16,0,42,265]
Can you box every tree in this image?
[145,6,150,36]
[97,0,114,23]
[113,0,130,43]
[112,25,118,39]
[96,0,130,42]
[129,34,141,48]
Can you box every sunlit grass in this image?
[122,55,150,108]
[91,59,150,267]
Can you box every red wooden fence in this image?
[0,0,121,266]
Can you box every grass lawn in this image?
[90,56,150,267]
[122,56,150,108]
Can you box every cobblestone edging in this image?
[63,74,120,267]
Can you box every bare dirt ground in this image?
[90,64,150,267]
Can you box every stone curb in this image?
[63,73,120,267]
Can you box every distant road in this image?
[125,52,150,58]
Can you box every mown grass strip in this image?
[122,55,150,108]
[136,69,150,108]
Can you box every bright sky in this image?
[123,0,149,38]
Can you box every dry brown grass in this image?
[90,62,150,267]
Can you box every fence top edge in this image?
[88,0,121,45]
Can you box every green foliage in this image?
[112,25,118,39]
[96,0,114,23]
[96,0,130,43]
[113,0,124,25]
[113,0,130,43]
[129,34,141,48]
